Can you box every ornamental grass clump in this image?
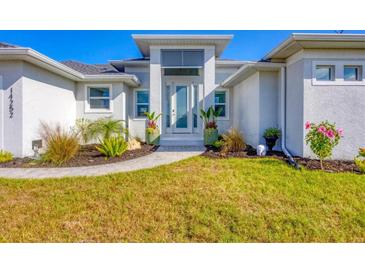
[40,122,80,166]
[221,128,246,154]
[305,120,343,169]
[0,150,13,163]
[354,147,365,174]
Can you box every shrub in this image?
[73,118,92,144]
[221,128,246,154]
[200,106,221,129]
[40,122,80,166]
[0,150,13,163]
[263,127,281,138]
[89,117,128,141]
[96,135,128,159]
[212,140,224,149]
[305,120,343,169]
[354,147,365,174]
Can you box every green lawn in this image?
[0,156,364,242]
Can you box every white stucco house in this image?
[0,33,364,159]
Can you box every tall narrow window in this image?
[193,85,198,128]
[214,90,227,118]
[88,87,111,110]
[135,90,149,118]
[315,65,335,81]
[165,85,171,128]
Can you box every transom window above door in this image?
[86,86,112,112]
[135,90,149,118]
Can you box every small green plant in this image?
[40,122,80,166]
[200,106,221,129]
[96,135,128,159]
[73,118,92,144]
[0,150,13,163]
[354,147,365,174]
[145,112,161,145]
[212,140,224,149]
[305,120,343,169]
[221,128,246,154]
[89,117,128,141]
[263,127,281,138]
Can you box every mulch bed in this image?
[202,145,361,174]
[0,144,158,168]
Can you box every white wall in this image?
[302,51,365,159]
[0,61,24,156]
[233,73,260,147]
[22,62,77,156]
[232,71,280,149]
[259,71,280,149]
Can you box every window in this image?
[164,68,199,76]
[193,85,198,128]
[214,90,228,118]
[87,86,111,111]
[161,49,204,67]
[135,90,149,118]
[315,65,335,81]
[344,66,362,81]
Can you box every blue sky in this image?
[1,30,364,64]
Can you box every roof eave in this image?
[221,62,285,87]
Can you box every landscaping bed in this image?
[0,144,157,168]
[203,146,361,173]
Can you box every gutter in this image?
[280,67,299,169]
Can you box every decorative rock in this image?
[257,144,266,156]
[128,138,141,150]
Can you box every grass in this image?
[0,157,364,242]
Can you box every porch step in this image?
[160,137,204,147]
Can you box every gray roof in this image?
[0,42,18,48]
[61,60,126,75]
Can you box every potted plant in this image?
[200,106,221,146]
[263,127,281,151]
[145,111,162,145]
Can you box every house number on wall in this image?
[8,88,14,119]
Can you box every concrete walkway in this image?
[0,146,205,179]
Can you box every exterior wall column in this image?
[149,46,162,133]
[203,46,216,110]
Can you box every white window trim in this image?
[133,89,150,120]
[84,84,113,113]
[214,89,229,121]
[312,60,365,86]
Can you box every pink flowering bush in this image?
[305,120,343,169]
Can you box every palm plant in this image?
[145,111,162,130]
[144,111,161,145]
[74,118,92,144]
[200,106,222,129]
[89,117,128,141]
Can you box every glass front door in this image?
[172,84,191,133]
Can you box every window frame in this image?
[85,84,113,113]
[315,65,335,81]
[344,65,362,81]
[134,89,150,119]
[214,89,229,120]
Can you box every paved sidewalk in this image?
[0,146,205,179]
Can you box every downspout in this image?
[280,67,299,168]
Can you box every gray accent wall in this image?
[286,59,304,156]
